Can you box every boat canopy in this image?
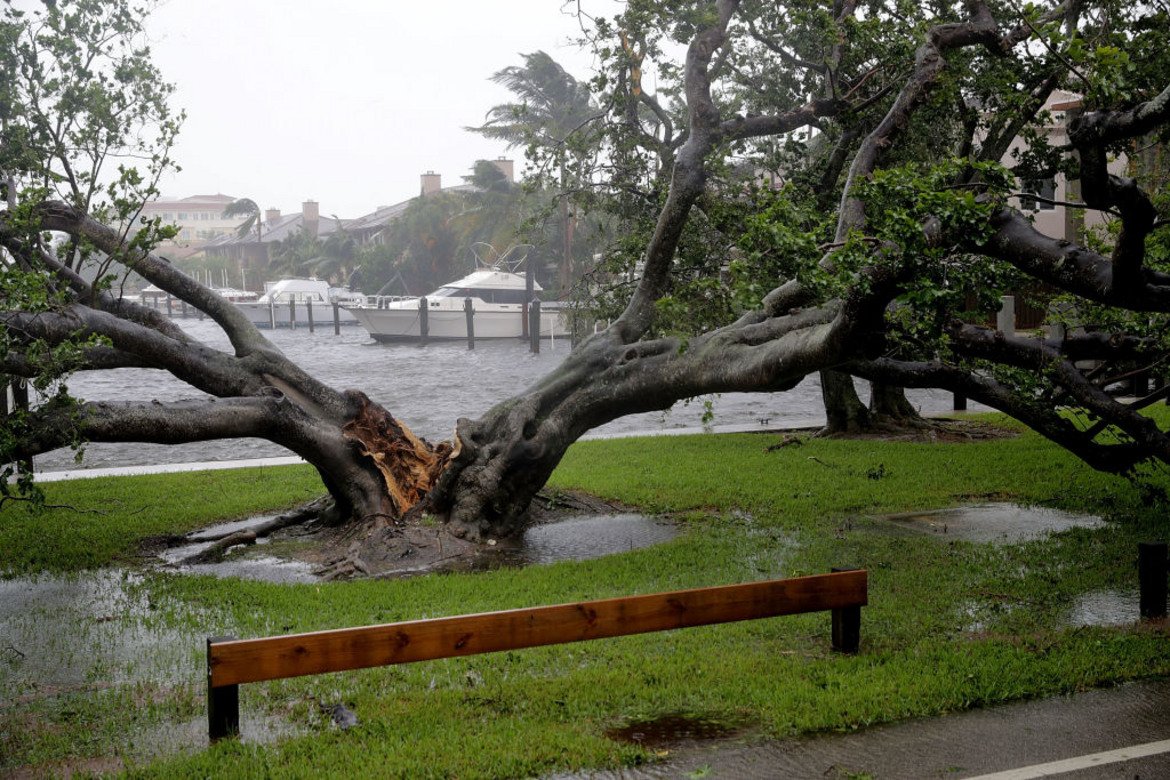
[426,270,544,305]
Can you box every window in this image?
[177,212,189,220]
[1020,178,1056,211]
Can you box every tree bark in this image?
[868,381,922,425]
[819,370,871,433]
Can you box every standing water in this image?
[34,318,982,472]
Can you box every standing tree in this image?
[4,0,1170,576]
[220,196,265,270]
[222,197,262,241]
[470,50,603,291]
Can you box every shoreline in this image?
[30,411,988,483]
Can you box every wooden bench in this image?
[206,568,867,740]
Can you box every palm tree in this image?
[471,51,597,151]
[222,197,261,240]
[452,161,523,253]
[313,223,359,284]
[468,51,600,290]
[222,197,266,272]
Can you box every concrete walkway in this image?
[570,677,1170,779]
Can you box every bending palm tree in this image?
[468,51,600,291]
[222,197,265,273]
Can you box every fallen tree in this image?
[3,1,1170,574]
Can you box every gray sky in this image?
[146,1,596,218]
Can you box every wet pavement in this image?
[568,677,1170,779]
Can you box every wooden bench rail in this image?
[207,569,867,740]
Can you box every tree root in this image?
[312,521,482,581]
[175,496,335,565]
[765,435,805,452]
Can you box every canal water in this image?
[33,318,979,472]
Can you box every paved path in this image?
[566,677,1170,779]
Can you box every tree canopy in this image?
[2,0,1170,573]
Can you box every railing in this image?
[206,568,867,741]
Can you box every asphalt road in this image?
[564,676,1170,779]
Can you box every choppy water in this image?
[33,317,980,472]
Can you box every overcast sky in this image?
[145,1,598,218]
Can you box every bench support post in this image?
[207,636,239,742]
[831,567,861,653]
[1139,541,1168,619]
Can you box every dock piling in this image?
[529,299,541,354]
[465,298,475,349]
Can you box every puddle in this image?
[1,568,303,775]
[186,514,281,541]
[161,512,680,582]
[126,711,303,756]
[0,570,203,696]
[159,514,320,584]
[963,588,1143,633]
[606,714,743,749]
[878,503,1104,544]
[476,513,681,569]
[170,556,321,584]
[1068,589,1141,626]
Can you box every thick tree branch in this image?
[9,396,286,461]
[0,305,269,398]
[848,355,1151,473]
[0,229,191,343]
[720,99,839,142]
[976,207,1170,310]
[836,1,1003,241]
[34,200,274,356]
[950,324,1170,463]
[614,0,740,341]
[1069,84,1170,286]
[1,345,153,376]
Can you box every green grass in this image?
[0,465,323,573]
[2,416,1169,778]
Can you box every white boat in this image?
[345,252,569,342]
[211,287,259,303]
[235,278,363,328]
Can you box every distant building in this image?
[140,194,249,260]
[192,158,515,284]
[1000,90,1127,328]
[1003,89,1122,244]
[200,200,343,269]
[344,166,492,246]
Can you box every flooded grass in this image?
[1068,589,1142,626]
[0,570,196,694]
[470,513,682,570]
[4,418,1170,777]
